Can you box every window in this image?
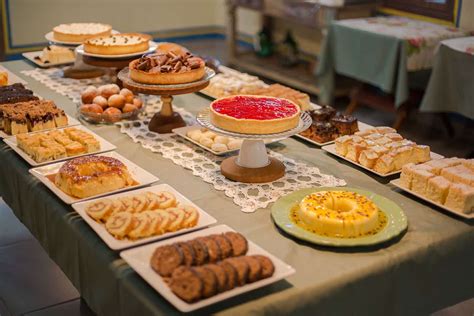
[383,0,455,22]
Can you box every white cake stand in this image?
[197,110,312,183]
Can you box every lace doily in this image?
[22,67,346,212]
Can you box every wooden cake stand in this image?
[117,67,215,134]
[197,111,312,183]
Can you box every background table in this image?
[420,37,474,120]
[0,60,473,316]
[317,16,467,106]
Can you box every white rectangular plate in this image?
[4,125,116,167]
[322,143,444,177]
[29,151,159,205]
[391,179,474,219]
[22,51,75,68]
[0,65,27,84]
[120,224,295,312]
[72,184,218,250]
[172,126,281,156]
[0,114,80,139]
[294,121,374,147]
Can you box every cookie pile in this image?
[150,232,275,303]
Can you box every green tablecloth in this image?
[420,41,474,120]
[317,17,466,107]
[317,22,409,106]
[1,60,473,316]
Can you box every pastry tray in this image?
[391,179,474,219]
[294,121,374,147]
[0,114,80,139]
[120,224,295,312]
[4,125,116,167]
[29,151,159,204]
[322,143,444,177]
[22,51,75,68]
[172,125,281,156]
[72,184,218,250]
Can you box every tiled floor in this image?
[0,38,472,316]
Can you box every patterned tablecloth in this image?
[317,16,468,106]
[420,37,474,119]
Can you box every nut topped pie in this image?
[210,95,301,134]
[53,23,112,43]
[84,33,151,55]
[129,50,205,84]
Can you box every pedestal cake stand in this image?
[197,110,312,183]
[117,67,215,134]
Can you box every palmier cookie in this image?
[86,198,114,222]
[218,260,238,291]
[170,266,203,303]
[224,257,249,286]
[197,237,222,263]
[244,256,262,282]
[205,264,228,293]
[105,212,134,239]
[176,242,196,266]
[166,207,185,232]
[151,244,184,277]
[193,266,218,298]
[251,255,275,279]
[128,213,152,239]
[223,232,248,256]
[210,234,233,258]
[188,239,209,265]
[180,205,199,227]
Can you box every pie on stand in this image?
[197,95,312,183]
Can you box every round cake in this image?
[298,191,379,238]
[210,95,301,134]
[129,52,205,85]
[55,155,135,198]
[53,23,112,43]
[84,33,151,55]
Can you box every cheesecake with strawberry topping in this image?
[210,95,301,134]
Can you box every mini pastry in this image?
[107,94,126,109]
[411,169,435,195]
[92,95,108,108]
[99,84,120,99]
[155,191,177,209]
[122,103,138,113]
[444,183,474,213]
[119,88,134,103]
[34,45,75,64]
[154,210,171,234]
[105,212,134,239]
[214,136,229,144]
[199,137,213,148]
[211,143,228,152]
[81,86,99,104]
[426,176,451,204]
[227,139,242,150]
[166,208,186,232]
[0,71,8,86]
[180,205,200,227]
[103,107,122,122]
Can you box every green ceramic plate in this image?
[271,187,408,247]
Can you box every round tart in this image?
[129,52,205,85]
[298,191,379,238]
[53,23,112,43]
[84,33,151,55]
[210,95,301,134]
[55,155,134,198]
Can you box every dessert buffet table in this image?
[1,60,473,315]
[317,16,467,106]
[420,37,474,120]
